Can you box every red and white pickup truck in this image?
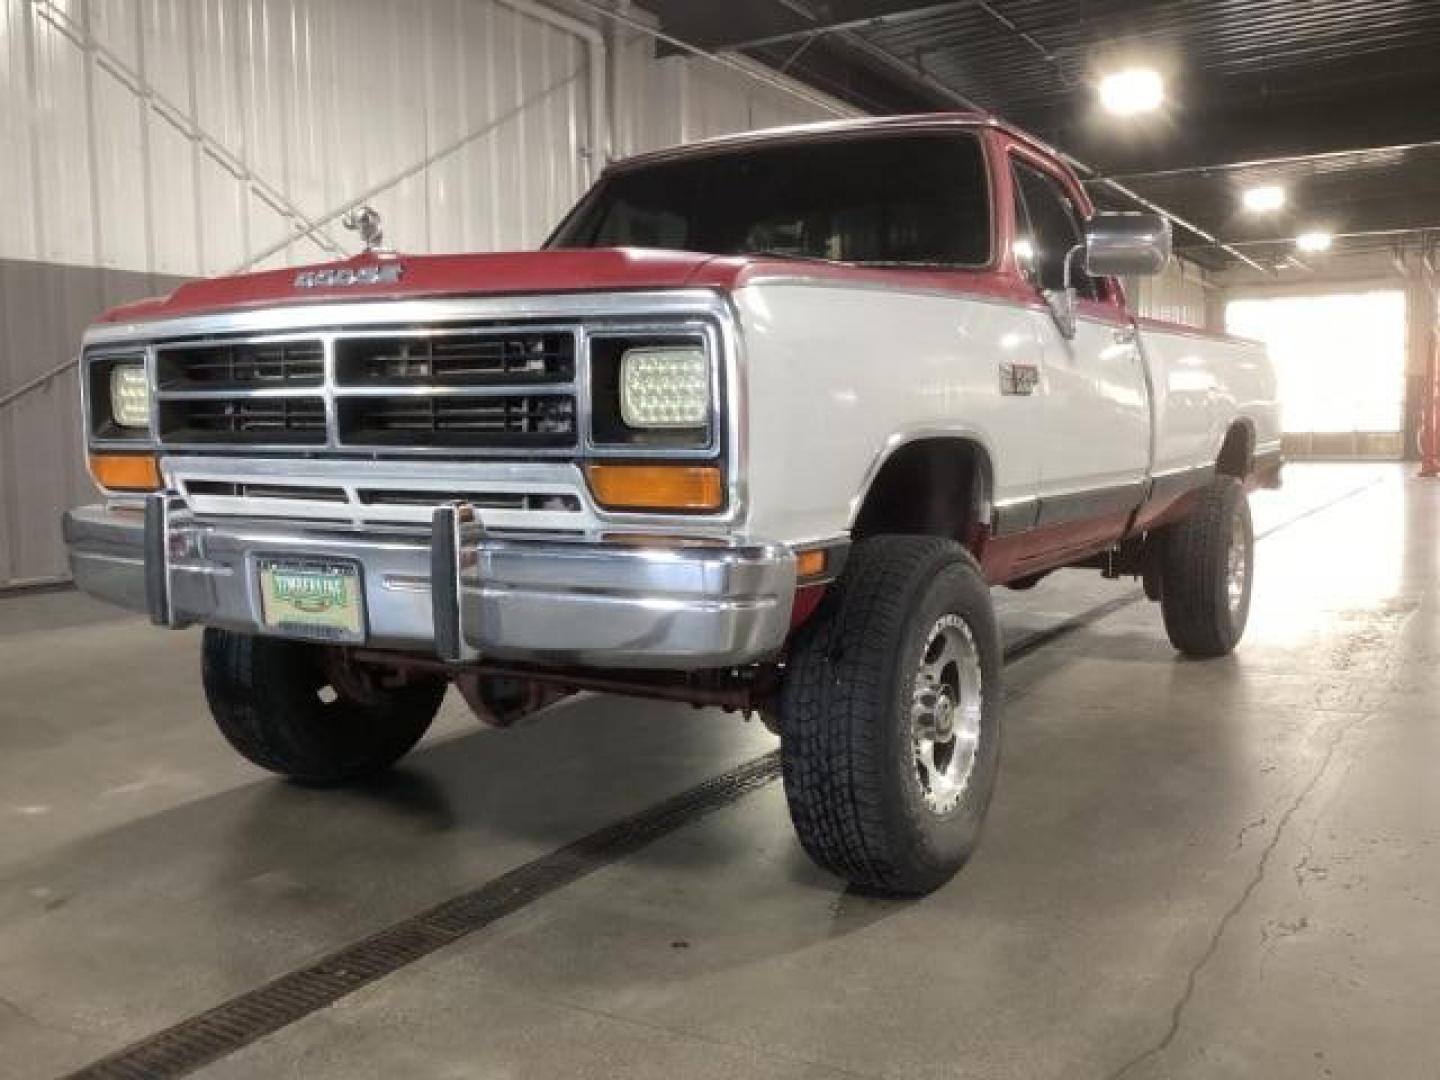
[66,113,1280,894]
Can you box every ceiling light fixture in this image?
[1296,231,1333,253]
[1242,185,1286,213]
[1098,68,1164,116]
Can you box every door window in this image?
[1011,160,1101,300]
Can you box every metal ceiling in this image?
[630,0,1440,270]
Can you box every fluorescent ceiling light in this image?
[1296,231,1333,253]
[1243,185,1286,213]
[1098,68,1164,115]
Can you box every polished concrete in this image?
[1,463,1436,1079]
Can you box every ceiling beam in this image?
[1029,76,1440,179]
[723,1,970,52]
[1076,171,1270,274]
[971,0,1071,84]
[1095,137,1440,184]
[1179,224,1440,252]
[566,0,850,117]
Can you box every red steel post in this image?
[1422,314,1440,478]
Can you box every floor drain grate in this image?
[62,752,782,1080]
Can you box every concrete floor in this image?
[1,462,1436,1079]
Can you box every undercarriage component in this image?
[1005,570,1051,591]
[454,671,574,726]
[346,648,782,725]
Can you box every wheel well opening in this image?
[852,438,990,543]
[1216,421,1255,478]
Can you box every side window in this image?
[1011,160,1101,300]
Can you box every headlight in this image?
[109,364,150,428]
[619,347,708,429]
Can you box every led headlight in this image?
[109,364,150,429]
[619,347,708,429]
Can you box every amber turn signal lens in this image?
[90,452,161,492]
[586,464,723,512]
[795,549,827,579]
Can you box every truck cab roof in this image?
[608,111,1074,177]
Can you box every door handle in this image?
[1113,324,1137,345]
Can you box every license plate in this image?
[256,557,365,643]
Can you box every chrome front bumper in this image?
[63,501,799,669]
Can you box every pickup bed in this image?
[65,113,1280,894]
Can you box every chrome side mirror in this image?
[1042,212,1171,339]
[1083,211,1172,277]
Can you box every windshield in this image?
[548,132,991,267]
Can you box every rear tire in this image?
[778,536,1003,896]
[202,630,446,784]
[1158,477,1254,658]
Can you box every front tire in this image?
[202,630,447,784]
[779,536,1003,896]
[1157,477,1254,658]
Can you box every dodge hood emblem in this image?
[294,263,404,288]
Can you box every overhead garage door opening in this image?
[1226,291,1407,459]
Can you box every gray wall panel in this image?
[0,258,186,587]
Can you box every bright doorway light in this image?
[1226,290,1405,435]
[1296,231,1333,253]
[1242,185,1286,213]
[1098,68,1164,115]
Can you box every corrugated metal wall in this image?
[0,0,844,287]
[0,0,844,589]
[1128,256,1212,328]
[3,0,596,274]
[614,35,851,156]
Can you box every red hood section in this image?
[97,247,1041,326]
[96,248,760,324]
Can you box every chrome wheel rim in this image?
[910,614,983,815]
[1226,511,1249,620]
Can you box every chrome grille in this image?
[336,394,576,449]
[159,397,328,445]
[154,326,578,455]
[168,456,591,529]
[185,480,348,503]
[156,340,323,389]
[335,331,573,385]
[356,489,581,512]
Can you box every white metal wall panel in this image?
[1129,257,1211,328]
[1,1,39,261]
[4,0,597,277]
[613,27,851,158]
[6,0,851,273]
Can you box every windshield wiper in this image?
[739,250,846,265]
[853,260,959,270]
[739,253,958,270]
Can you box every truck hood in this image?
[97,248,760,325]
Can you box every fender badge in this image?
[999,362,1039,396]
